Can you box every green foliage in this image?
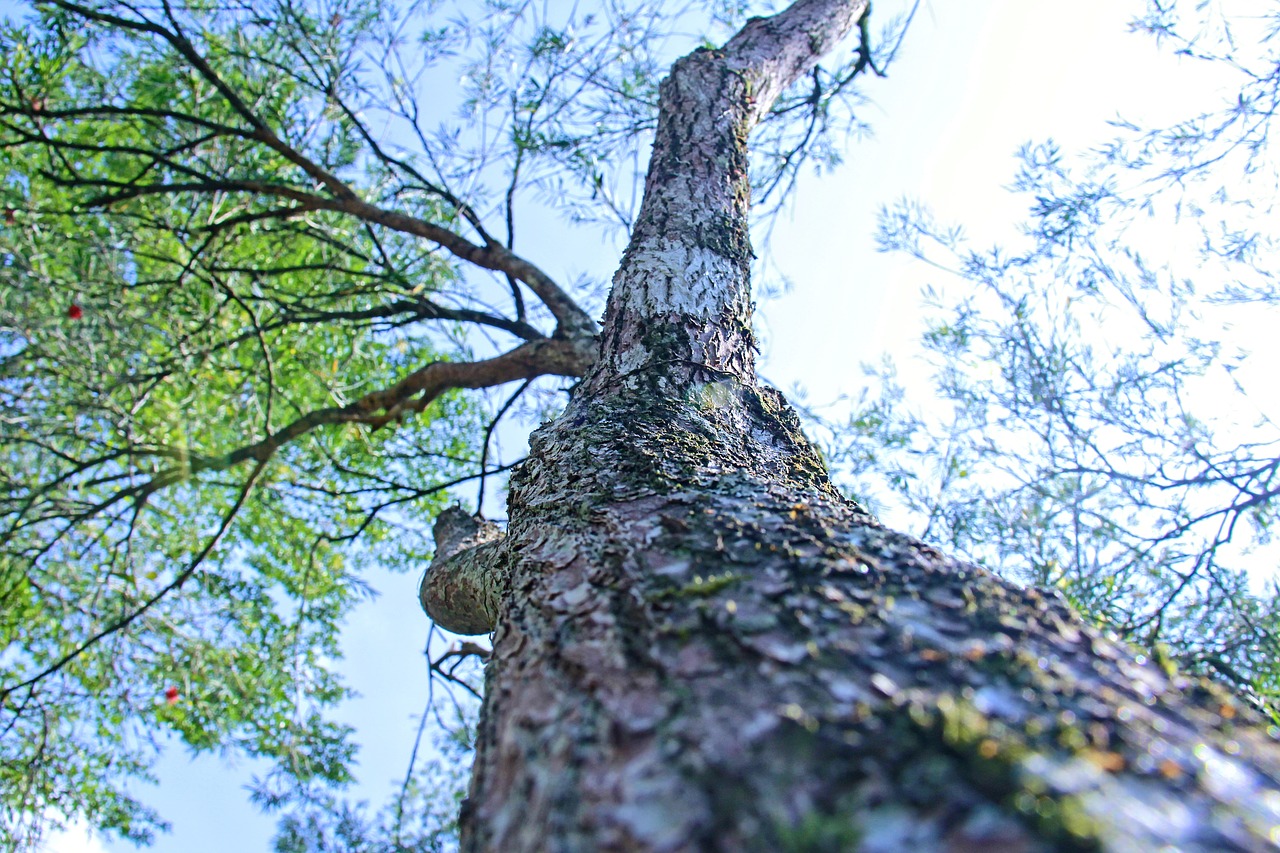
[775,810,862,853]
[0,1,484,847]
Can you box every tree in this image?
[2,0,1278,851]
[825,0,1280,719]
[0,0,896,844]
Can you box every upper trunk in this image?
[588,0,868,391]
[420,2,1280,850]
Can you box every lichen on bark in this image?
[460,373,1280,852]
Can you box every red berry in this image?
[164,686,180,704]
[67,304,83,320]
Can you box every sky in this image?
[42,1,1253,850]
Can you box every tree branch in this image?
[0,458,268,707]
[723,0,871,125]
[158,337,590,489]
[41,0,599,341]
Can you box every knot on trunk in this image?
[419,506,508,635]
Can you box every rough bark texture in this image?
[420,1,1280,849]
[421,507,507,636]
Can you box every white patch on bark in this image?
[613,238,748,319]
[606,238,752,374]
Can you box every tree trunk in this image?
[421,1,1280,849]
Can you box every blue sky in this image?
[44,1,1250,850]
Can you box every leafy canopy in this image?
[0,0,482,844]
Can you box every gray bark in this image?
[420,1,1280,849]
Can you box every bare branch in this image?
[157,337,590,487]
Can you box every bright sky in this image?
[45,2,1246,851]
[762,0,1240,400]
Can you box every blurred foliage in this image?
[813,0,1280,720]
[270,695,479,853]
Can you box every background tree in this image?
[820,0,1280,719]
[2,0,1279,851]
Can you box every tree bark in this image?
[421,1,1280,849]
